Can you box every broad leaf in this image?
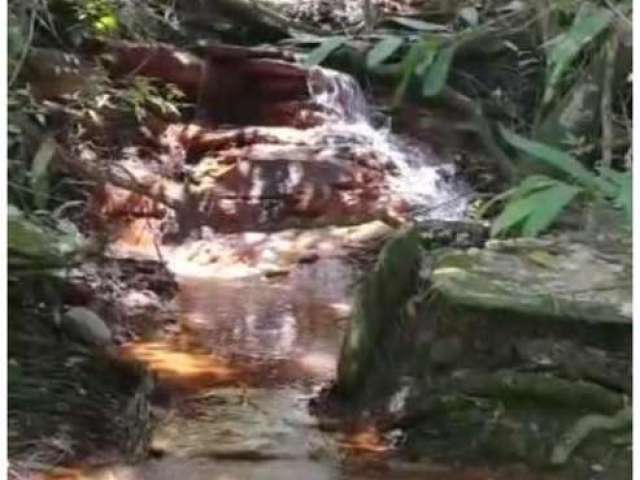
[392,41,424,106]
[367,35,404,69]
[304,36,348,66]
[543,3,614,106]
[491,181,581,237]
[491,191,539,237]
[414,39,440,75]
[478,175,557,218]
[8,207,57,259]
[422,43,456,97]
[520,183,581,236]
[499,126,614,195]
[8,205,84,263]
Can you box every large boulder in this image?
[335,231,631,476]
[432,238,631,324]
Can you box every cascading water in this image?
[306,66,470,221]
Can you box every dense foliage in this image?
[302,0,632,236]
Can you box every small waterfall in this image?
[306,67,469,221]
[307,67,370,122]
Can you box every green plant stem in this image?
[9,5,36,88]
[601,32,617,168]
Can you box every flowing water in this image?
[47,67,537,480]
[306,66,470,222]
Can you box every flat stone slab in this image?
[432,237,631,325]
[151,388,330,460]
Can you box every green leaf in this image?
[491,181,581,237]
[598,165,626,186]
[520,183,581,236]
[392,41,424,106]
[479,174,559,217]
[612,173,632,222]
[8,208,57,259]
[8,205,84,264]
[414,39,440,75]
[543,4,614,106]
[499,126,614,194]
[94,14,118,33]
[387,17,448,32]
[491,192,538,237]
[509,175,560,198]
[367,36,404,69]
[31,136,57,210]
[304,36,348,66]
[422,42,456,97]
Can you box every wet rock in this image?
[80,54,465,238]
[160,221,392,278]
[150,388,327,461]
[62,307,113,348]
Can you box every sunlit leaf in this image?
[94,14,119,33]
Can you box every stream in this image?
[46,66,542,480]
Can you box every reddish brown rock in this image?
[105,40,204,99]
[102,40,311,127]
[25,48,97,100]
[71,42,409,238]
[196,52,310,125]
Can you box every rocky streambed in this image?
[13,38,631,480]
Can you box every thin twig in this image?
[603,0,632,28]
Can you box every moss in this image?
[336,228,422,400]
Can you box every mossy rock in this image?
[432,238,631,325]
[336,228,422,399]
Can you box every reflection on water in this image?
[122,258,353,391]
[48,258,557,480]
[175,258,353,374]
